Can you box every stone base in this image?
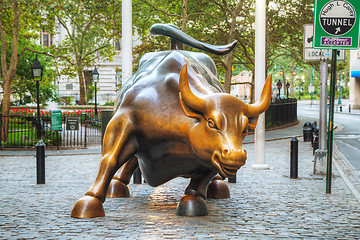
[314,149,327,175]
[251,163,270,170]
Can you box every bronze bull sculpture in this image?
[71,24,271,218]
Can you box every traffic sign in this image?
[304,24,345,61]
[313,0,360,49]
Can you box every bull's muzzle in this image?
[211,149,247,178]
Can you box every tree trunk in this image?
[78,68,87,105]
[0,1,20,141]
[1,76,12,141]
[181,0,188,33]
[223,51,234,93]
[250,71,255,104]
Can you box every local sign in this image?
[304,24,345,61]
[313,0,360,49]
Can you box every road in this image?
[297,100,360,171]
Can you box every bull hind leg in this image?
[206,174,230,199]
[176,171,217,216]
[71,112,137,218]
[106,156,139,198]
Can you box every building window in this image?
[66,84,73,90]
[115,38,121,51]
[41,31,52,47]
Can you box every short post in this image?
[228,174,236,183]
[101,110,113,150]
[133,168,142,184]
[36,140,46,184]
[290,136,298,179]
[349,104,351,113]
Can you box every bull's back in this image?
[114,50,224,112]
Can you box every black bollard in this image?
[313,127,319,155]
[340,106,342,112]
[290,136,298,179]
[133,168,142,184]
[349,104,351,113]
[228,173,236,183]
[36,140,46,184]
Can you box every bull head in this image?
[179,64,272,177]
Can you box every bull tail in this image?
[150,24,237,56]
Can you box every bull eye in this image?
[207,119,219,130]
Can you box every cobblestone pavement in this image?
[1,137,359,239]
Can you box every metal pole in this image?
[319,59,328,150]
[338,72,342,105]
[122,0,133,83]
[133,168,142,184]
[36,80,41,139]
[36,140,46,184]
[311,68,314,105]
[94,81,98,117]
[252,0,269,170]
[290,136,298,179]
[326,49,337,194]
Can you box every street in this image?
[297,99,360,171]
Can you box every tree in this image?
[0,0,46,140]
[12,50,59,105]
[132,0,314,102]
[41,0,122,105]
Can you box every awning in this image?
[351,58,360,77]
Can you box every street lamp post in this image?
[338,72,342,105]
[31,56,43,139]
[276,80,282,99]
[286,82,290,98]
[92,67,99,116]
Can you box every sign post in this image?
[313,0,360,194]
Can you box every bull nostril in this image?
[222,149,230,157]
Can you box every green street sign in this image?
[51,110,62,131]
[313,0,360,49]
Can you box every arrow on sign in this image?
[335,27,341,34]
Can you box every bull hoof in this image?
[207,180,230,199]
[106,179,130,198]
[71,196,105,218]
[176,195,208,216]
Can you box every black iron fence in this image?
[265,98,297,128]
[0,114,101,149]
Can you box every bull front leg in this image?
[176,170,217,216]
[71,112,138,218]
[106,156,139,198]
[207,174,230,199]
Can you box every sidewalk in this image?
[1,113,359,239]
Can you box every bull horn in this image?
[245,74,272,117]
[179,64,206,112]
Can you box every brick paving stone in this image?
[0,139,360,239]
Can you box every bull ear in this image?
[248,116,259,130]
[178,64,205,119]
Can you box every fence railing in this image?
[265,99,297,128]
[0,114,101,149]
